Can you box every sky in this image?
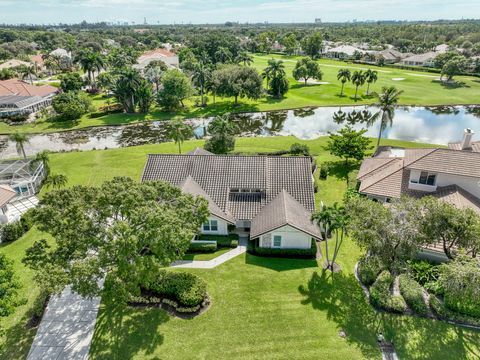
[0,0,479,25]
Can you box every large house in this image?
[141,149,322,249]
[357,129,480,215]
[399,51,438,67]
[134,48,179,71]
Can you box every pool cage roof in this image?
[0,159,43,187]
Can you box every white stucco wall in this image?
[408,170,480,198]
[200,215,229,236]
[259,225,312,249]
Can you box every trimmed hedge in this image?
[430,295,480,326]
[197,234,239,248]
[248,238,317,259]
[357,255,384,286]
[369,271,407,313]
[148,271,207,307]
[398,274,429,316]
[188,242,217,253]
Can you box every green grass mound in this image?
[369,270,407,313]
[398,274,429,316]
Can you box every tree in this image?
[52,91,93,121]
[20,65,36,84]
[215,46,232,63]
[35,150,50,175]
[144,60,167,92]
[364,69,378,95]
[157,70,193,110]
[237,51,253,66]
[213,65,263,106]
[9,131,28,159]
[204,113,238,154]
[0,254,20,317]
[96,71,115,96]
[76,50,104,91]
[371,86,403,148]
[136,79,154,113]
[337,69,351,96]
[44,173,68,190]
[113,69,143,113]
[282,33,298,55]
[301,31,323,59]
[325,126,372,166]
[346,196,424,273]
[23,177,209,304]
[166,119,194,154]
[292,57,323,85]
[191,62,211,107]
[262,59,289,98]
[441,57,466,81]
[59,72,84,92]
[419,197,480,259]
[351,70,365,100]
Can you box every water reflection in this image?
[0,106,478,159]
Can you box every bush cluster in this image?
[398,274,429,315]
[188,242,217,253]
[430,295,480,326]
[319,164,329,180]
[369,270,407,313]
[289,143,310,156]
[407,260,443,295]
[248,238,317,259]
[0,208,35,243]
[357,255,384,286]
[149,271,207,307]
[197,234,239,248]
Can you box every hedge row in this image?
[0,208,35,243]
[197,234,239,248]
[369,270,407,313]
[430,295,480,327]
[398,274,429,316]
[188,242,217,253]
[248,238,317,259]
[357,255,384,286]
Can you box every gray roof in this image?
[0,95,44,109]
[141,154,315,221]
[187,147,213,156]
[250,189,322,240]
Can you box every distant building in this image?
[134,48,179,70]
[376,49,407,64]
[49,48,72,59]
[399,51,438,67]
[325,45,366,59]
[0,59,32,70]
[315,18,322,24]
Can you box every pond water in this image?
[0,105,479,159]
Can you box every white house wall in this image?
[408,170,480,198]
[200,215,229,236]
[259,225,311,249]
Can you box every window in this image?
[418,171,436,186]
[203,221,210,231]
[203,219,218,232]
[273,235,282,247]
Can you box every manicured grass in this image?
[1,54,479,135]
[182,248,231,261]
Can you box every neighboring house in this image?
[141,148,322,249]
[325,45,366,59]
[0,59,32,70]
[134,48,179,71]
[399,51,438,67]
[435,44,450,53]
[0,79,58,118]
[376,49,406,64]
[49,48,72,59]
[0,159,45,224]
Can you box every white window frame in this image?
[273,234,282,248]
[203,219,219,232]
[410,171,437,186]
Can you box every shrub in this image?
[319,164,329,180]
[369,270,407,313]
[248,238,317,259]
[398,274,429,315]
[357,255,384,286]
[188,242,217,253]
[197,234,239,248]
[407,260,440,286]
[19,208,36,232]
[149,271,207,307]
[1,221,26,243]
[430,295,480,326]
[289,143,310,156]
[52,91,93,121]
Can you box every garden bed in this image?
[247,238,318,259]
[196,234,239,248]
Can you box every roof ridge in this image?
[361,167,404,193]
[359,157,399,180]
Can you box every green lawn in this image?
[182,248,231,261]
[1,54,479,135]
[1,135,475,360]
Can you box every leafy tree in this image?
[204,113,238,154]
[213,64,263,106]
[434,51,463,69]
[9,131,28,159]
[23,177,209,304]
[237,51,253,66]
[144,60,167,92]
[364,69,378,95]
[76,50,104,91]
[371,86,403,148]
[136,79,154,113]
[59,72,84,92]
[289,143,310,156]
[112,68,143,113]
[441,57,466,81]
[96,71,115,96]
[346,196,424,273]
[325,126,372,166]
[301,31,323,59]
[292,57,323,85]
[262,59,289,98]
[0,254,20,317]
[52,91,93,121]
[157,70,193,110]
[44,173,68,190]
[215,46,233,63]
[351,70,365,100]
[282,33,298,55]
[166,119,194,154]
[337,68,351,96]
[191,62,211,107]
[419,197,480,259]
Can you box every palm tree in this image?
[113,69,142,113]
[337,69,351,96]
[364,69,378,95]
[329,204,348,269]
[191,62,211,107]
[77,50,104,90]
[35,150,50,175]
[9,132,28,159]
[371,86,404,148]
[44,173,68,190]
[167,119,194,154]
[311,205,334,270]
[207,113,238,136]
[351,70,365,101]
[262,58,285,90]
[21,65,36,84]
[237,52,253,66]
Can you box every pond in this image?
[0,105,479,159]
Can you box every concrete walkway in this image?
[27,287,101,360]
[171,237,248,269]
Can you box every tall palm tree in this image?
[44,173,68,190]
[207,113,238,136]
[35,150,50,175]
[77,50,104,90]
[262,58,285,90]
[312,205,334,270]
[113,69,142,113]
[167,119,194,154]
[237,51,253,66]
[21,65,36,84]
[329,204,348,269]
[9,132,28,159]
[337,69,351,96]
[371,86,404,148]
[364,69,378,95]
[191,62,211,107]
[351,70,365,101]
